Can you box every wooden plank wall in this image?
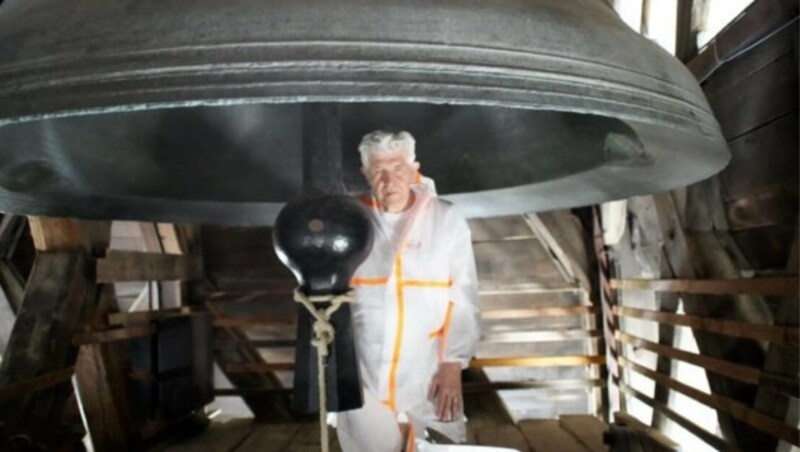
[690,0,799,269]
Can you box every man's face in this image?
[361,150,419,213]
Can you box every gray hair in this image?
[358,130,416,167]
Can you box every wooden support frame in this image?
[480,329,601,344]
[610,277,799,296]
[206,301,297,422]
[614,306,799,346]
[613,411,681,452]
[481,305,598,320]
[107,306,193,326]
[619,383,734,451]
[0,367,75,401]
[204,290,294,303]
[617,331,761,385]
[223,363,297,373]
[72,324,157,346]
[214,378,604,397]
[0,251,95,443]
[619,356,800,446]
[0,215,27,315]
[687,0,798,81]
[479,282,584,296]
[214,339,297,350]
[221,355,606,373]
[8,217,132,449]
[592,206,622,416]
[522,213,579,285]
[462,378,603,393]
[73,285,134,451]
[213,315,297,327]
[96,250,203,283]
[471,355,605,368]
[214,387,292,397]
[675,0,699,62]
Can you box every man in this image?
[336,130,480,451]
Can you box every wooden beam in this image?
[610,277,799,296]
[0,252,93,443]
[74,348,129,448]
[592,206,622,415]
[107,307,193,326]
[28,217,86,252]
[223,355,607,372]
[139,222,184,310]
[302,103,343,193]
[479,282,583,296]
[213,315,297,327]
[559,415,608,452]
[462,367,516,427]
[463,378,602,393]
[523,213,578,285]
[0,264,18,356]
[0,260,24,314]
[687,0,797,81]
[214,339,297,349]
[204,290,294,303]
[675,0,698,62]
[216,379,604,397]
[223,363,297,373]
[155,223,183,254]
[472,424,530,451]
[614,306,799,346]
[96,250,203,283]
[470,355,605,368]
[0,216,28,313]
[72,324,156,346]
[480,329,601,344]
[0,367,74,401]
[640,0,651,36]
[619,383,734,451]
[518,419,593,452]
[617,331,760,385]
[214,388,292,397]
[28,217,110,255]
[613,411,681,452]
[620,356,800,446]
[206,301,297,422]
[481,305,598,320]
[73,286,133,450]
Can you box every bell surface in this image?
[0,0,728,224]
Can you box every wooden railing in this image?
[210,288,606,408]
[610,276,800,449]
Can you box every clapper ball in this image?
[274,194,374,295]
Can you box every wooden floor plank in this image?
[465,424,479,445]
[162,419,254,452]
[519,419,590,452]
[559,415,608,452]
[289,423,342,451]
[473,424,531,451]
[233,423,301,452]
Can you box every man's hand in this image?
[427,362,463,422]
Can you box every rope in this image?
[294,289,356,452]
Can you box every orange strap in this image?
[428,301,456,362]
[351,276,390,286]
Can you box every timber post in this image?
[0,217,111,449]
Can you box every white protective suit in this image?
[337,177,481,452]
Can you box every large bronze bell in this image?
[0,0,728,224]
